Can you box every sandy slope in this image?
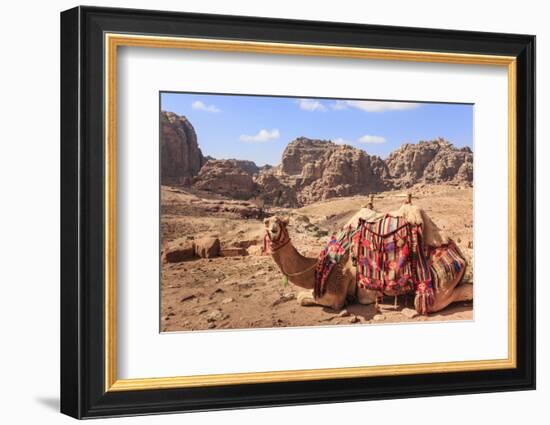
[160,184,473,332]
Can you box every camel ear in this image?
[263,219,270,227]
[281,216,290,225]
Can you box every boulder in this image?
[194,237,221,258]
[162,238,196,263]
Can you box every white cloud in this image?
[191,100,221,113]
[240,129,280,143]
[358,134,387,144]
[332,135,387,145]
[331,101,348,110]
[297,98,327,112]
[333,137,353,145]
[330,100,420,113]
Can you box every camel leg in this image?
[297,289,346,310]
[296,261,354,311]
[429,283,473,312]
[428,268,470,313]
[297,290,316,306]
[356,287,377,305]
[452,283,473,302]
[315,293,346,311]
[428,261,463,313]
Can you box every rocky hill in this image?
[275,137,390,205]
[160,111,473,206]
[193,159,258,200]
[385,138,473,187]
[160,111,205,185]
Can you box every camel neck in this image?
[271,240,317,289]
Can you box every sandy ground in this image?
[160,184,473,332]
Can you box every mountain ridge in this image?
[160,111,473,206]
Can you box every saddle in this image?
[353,215,433,313]
[314,213,465,315]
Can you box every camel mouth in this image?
[263,222,282,243]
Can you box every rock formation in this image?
[385,138,473,187]
[160,111,473,206]
[194,237,221,259]
[254,172,298,207]
[160,111,205,185]
[256,137,389,206]
[274,137,390,204]
[162,238,196,263]
[193,159,258,200]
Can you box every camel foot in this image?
[297,290,316,307]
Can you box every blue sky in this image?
[161,92,473,166]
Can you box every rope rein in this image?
[284,261,318,277]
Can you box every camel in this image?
[264,198,473,314]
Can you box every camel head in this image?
[264,216,289,243]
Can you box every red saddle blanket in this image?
[315,215,439,314]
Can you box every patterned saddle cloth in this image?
[314,215,466,314]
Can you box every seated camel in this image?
[264,201,473,315]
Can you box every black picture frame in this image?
[61,5,536,419]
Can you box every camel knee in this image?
[311,292,346,311]
[297,290,316,306]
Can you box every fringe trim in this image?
[414,287,434,315]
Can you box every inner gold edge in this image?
[104,33,517,392]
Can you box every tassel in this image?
[414,288,434,315]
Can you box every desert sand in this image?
[160,183,473,332]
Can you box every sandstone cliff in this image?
[160,112,473,206]
[385,138,473,187]
[160,111,205,185]
[277,137,391,204]
[193,159,258,200]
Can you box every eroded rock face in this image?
[254,172,298,207]
[160,112,473,205]
[160,111,205,185]
[385,138,473,187]
[231,160,260,175]
[281,138,336,175]
[193,159,257,200]
[279,138,390,204]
